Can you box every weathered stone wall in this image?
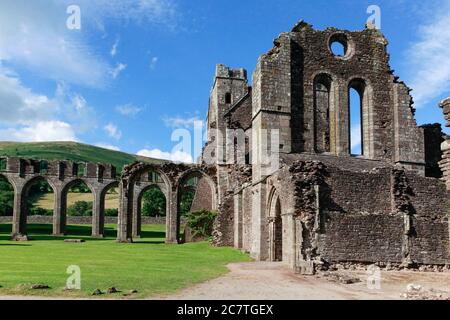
[0,215,169,225]
[190,176,213,212]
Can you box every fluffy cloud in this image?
[406,0,450,106]
[0,67,58,125]
[104,123,122,140]
[163,116,203,128]
[110,38,119,57]
[115,103,142,117]
[95,143,120,151]
[0,121,77,142]
[110,63,127,79]
[137,148,193,163]
[150,56,158,69]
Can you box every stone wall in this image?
[0,215,171,225]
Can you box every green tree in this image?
[0,177,14,216]
[179,189,195,216]
[142,187,166,217]
[67,201,93,216]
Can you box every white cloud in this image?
[0,121,77,142]
[110,63,127,79]
[116,103,142,117]
[137,148,193,163]
[95,143,120,151]
[150,56,158,69]
[0,67,58,125]
[163,116,203,128]
[0,1,111,88]
[110,38,119,57]
[406,0,450,107]
[104,123,122,140]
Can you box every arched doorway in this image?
[99,181,119,238]
[16,176,55,239]
[176,170,217,243]
[135,183,166,241]
[61,179,93,237]
[268,189,283,262]
[0,174,14,236]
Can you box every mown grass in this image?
[0,224,250,299]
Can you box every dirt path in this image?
[157,262,450,300]
[1,262,449,300]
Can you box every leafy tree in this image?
[67,201,93,216]
[105,208,118,217]
[0,177,14,216]
[179,189,195,216]
[185,210,217,238]
[142,187,166,217]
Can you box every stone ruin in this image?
[0,20,448,274]
[201,21,449,273]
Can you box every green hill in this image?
[0,141,164,172]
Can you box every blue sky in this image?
[0,0,449,161]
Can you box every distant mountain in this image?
[0,141,164,172]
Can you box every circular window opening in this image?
[330,41,346,56]
[329,33,351,58]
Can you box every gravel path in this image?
[1,261,449,300]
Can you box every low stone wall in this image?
[0,216,172,225]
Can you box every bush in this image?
[185,210,217,239]
[29,207,53,216]
[105,208,118,217]
[67,201,93,216]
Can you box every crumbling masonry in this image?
[0,21,448,273]
[202,21,449,273]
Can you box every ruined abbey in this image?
[0,21,448,274]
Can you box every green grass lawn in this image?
[0,224,250,299]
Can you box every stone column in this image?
[52,188,66,236]
[92,191,104,238]
[12,184,27,240]
[132,192,141,238]
[165,189,179,244]
[439,97,450,190]
[233,192,243,249]
[117,181,132,242]
[267,217,275,261]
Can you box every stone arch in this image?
[117,163,172,243]
[313,73,337,154]
[176,168,217,211]
[173,168,218,243]
[347,77,374,158]
[0,174,15,228]
[96,180,119,238]
[133,183,167,238]
[14,176,57,239]
[267,187,283,262]
[58,178,95,236]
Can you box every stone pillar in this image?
[117,181,133,242]
[53,188,66,236]
[92,191,104,238]
[165,189,179,244]
[267,217,275,261]
[233,192,243,249]
[439,97,450,190]
[132,193,141,238]
[12,185,27,240]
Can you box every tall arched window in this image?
[348,78,372,157]
[314,74,332,153]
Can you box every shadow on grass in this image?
[0,223,166,243]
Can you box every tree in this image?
[179,189,195,216]
[142,187,166,217]
[0,177,14,216]
[67,201,93,216]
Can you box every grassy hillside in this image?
[0,141,164,172]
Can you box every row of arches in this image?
[313,74,373,157]
[0,166,217,243]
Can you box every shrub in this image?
[185,209,217,238]
[29,207,53,216]
[105,208,118,217]
[67,201,93,216]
